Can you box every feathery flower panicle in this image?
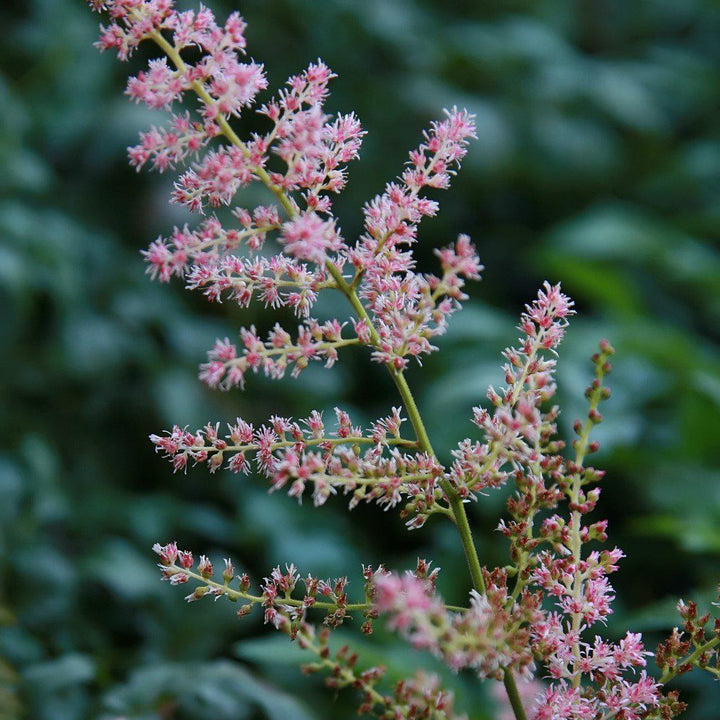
[450,282,573,501]
[197,319,357,389]
[150,408,446,521]
[185,254,329,317]
[143,208,281,282]
[493,340,665,719]
[93,0,478,388]
[91,1,716,718]
[128,112,208,171]
[352,111,479,370]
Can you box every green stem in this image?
[192,435,418,456]
[170,563,368,610]
[388,366,435,456]
[329,261,530,719]
[326,264,487,597]
[391,368,489,599]
[566,357,610,689]
[222,336,362,367]
[660,636,720,684]
[443,488,486,594]
[503,671,528,720]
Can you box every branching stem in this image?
[165,562,466,613]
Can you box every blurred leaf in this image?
[23,654,95,693]
[102,661,316,720]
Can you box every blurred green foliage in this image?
[1,0,719,718]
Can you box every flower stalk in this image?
[89,2,719,718]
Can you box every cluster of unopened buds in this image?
[91,1,719,718]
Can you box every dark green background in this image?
[1,0,719,718]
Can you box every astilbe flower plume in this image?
[91,1,720,718]
[150,407,446,518]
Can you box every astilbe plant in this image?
[90,1,720,718]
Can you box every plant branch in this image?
[164,562,466,613]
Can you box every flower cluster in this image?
[92,1,720,719]
[186,253,329,316]
[655,596,720,685]
[93,0,478,386]
[153,543,465,718]
[351,113,482,370]
[143,209,281,282]
[197,320,358,389]
[150,408,446,523]
[450,281,573,501]
[374,568,541,680]
[153,540,371,628]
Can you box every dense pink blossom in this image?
[186,254,328,316]
[280,211,343,264]
[449,282,573,500]
[374,569,541,680]
[197,320,357,389]
[143,208,281,282]
[94,0,482,387]
[90,2,710,718]
[128,112,208,172]
[150,408,445,519]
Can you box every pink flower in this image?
[374,569,539,679]
[280,212,342,264]
[450,283,574,500]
